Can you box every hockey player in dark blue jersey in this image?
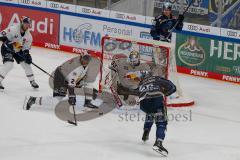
[139,75,176,156]
[150,3,184,42]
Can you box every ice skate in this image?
[30,80,39,89]
[152,139,168,156]
[142,129,150,142]
[23,96,36,110]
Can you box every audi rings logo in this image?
[82,8,91,14]
[50,3,59,8]
[227,31,238,37]
[187,25,198,31]
[21,0,30,4]
[116,13,125,19]
[233,66,240,75]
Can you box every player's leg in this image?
[142,113,154,142]
[20,62,39,89]
[24,67,66,110]
[13,51,39,88]
[152,97,168,156]
[0,44,14,90]
[140,98,155,142]
[153,120,168,156]
[84,87,100,109]
[24,95,64,110]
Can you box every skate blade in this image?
[152,147,168,157]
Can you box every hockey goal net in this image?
[99,36,194,107]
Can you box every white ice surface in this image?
[0,47,240,160]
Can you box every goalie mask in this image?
[80,54,91,67]
[128,51,140,66]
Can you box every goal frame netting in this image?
[99,36,194,107]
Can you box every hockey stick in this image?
[67,105,78,126]
[165,0,194,40]
[30,62,53,78]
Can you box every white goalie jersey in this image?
[110,57,151,90]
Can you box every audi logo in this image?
[227,31,237,37]
[82,8,91,13]
[50,3,59,8]
[116,13,125,19]
[187,25,198,31]
[21,0,30,4]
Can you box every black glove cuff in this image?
[23,50,30,54]
[178,14,184,21]
[0,36,8,43]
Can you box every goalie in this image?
[23,54,98,110]
[109,51,151,104]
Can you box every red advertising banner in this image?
[0,5,59,46]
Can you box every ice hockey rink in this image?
[0,47,239,160]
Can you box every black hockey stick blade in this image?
[67,120,78,126]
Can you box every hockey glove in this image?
[0,36,9,43]
[68,95,76,105]
[178,14,184,22]
[23,50,32,64]
[3,42,14,53]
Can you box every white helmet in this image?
[163,2,172,10]
[128,51,140,66]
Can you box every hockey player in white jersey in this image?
[0,16,39,90]
[23,54,98,110]
[110,51,151,103]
